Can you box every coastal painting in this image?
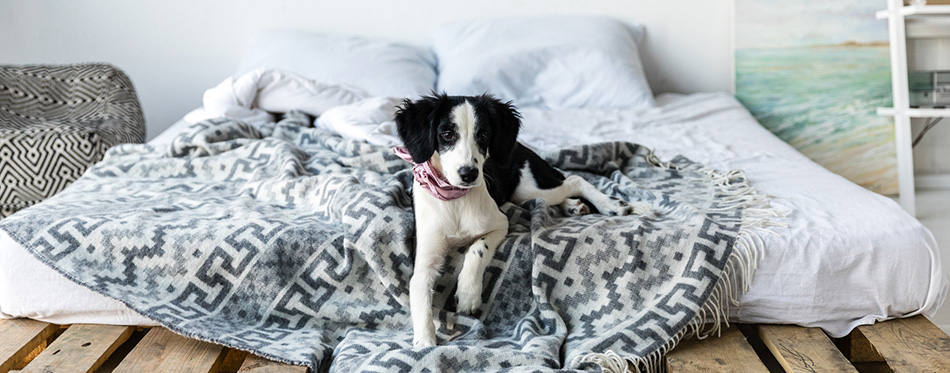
[735,0,897,194]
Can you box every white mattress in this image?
[1,92,946,337]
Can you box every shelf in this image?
[877,107,950,117]
[876,5,950,19]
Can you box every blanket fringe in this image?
[573,161,788,373]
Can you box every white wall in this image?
[0,0,734,140]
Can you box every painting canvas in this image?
[735,0,897,194]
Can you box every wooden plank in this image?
[756,325,857,373]
[0,319,59,372]
[856,315,950,372]
[13,326,68,370]
[91,327,149,373]
[238,353,308,373]
[20,324,133,373]
[849,328,886,363]
[846,330,891,372]
[219,348,251,372]
[666,327,768,372]
[113,327,227,373]
[10,341,46,371]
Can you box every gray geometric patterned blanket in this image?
[0,112,778,372]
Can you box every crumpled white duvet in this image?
[314,96,402,146]
[184,68,402,146]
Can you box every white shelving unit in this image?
[876,0,950,216]
[876,4,950,19]
[877,107,950,117]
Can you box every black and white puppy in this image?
[395,94,649,347]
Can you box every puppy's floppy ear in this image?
[482,95,522,166]
[395,95,442,163]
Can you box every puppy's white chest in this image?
[413,182,501,243]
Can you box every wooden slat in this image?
[219,348,251,372]
[666,327,768,372]
[757,325,856,372]
[11,340,47,371]
[843,328,891,372]
[845,327,886,363]
[238,353,308,372]
[20,324,133,373]
[112,327,227,373]
[856,315,950,372]
[0,319,59,372]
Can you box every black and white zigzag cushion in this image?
[0,64,145,217]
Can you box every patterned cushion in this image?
[0,64,145,217]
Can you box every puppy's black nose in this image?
[458,166,478,183]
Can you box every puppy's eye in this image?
[477,132,489,141]
[440,132,455,142]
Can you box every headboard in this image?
[0,0,735,138]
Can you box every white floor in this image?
[914,190,950,334]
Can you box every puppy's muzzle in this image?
[458,166,478,184]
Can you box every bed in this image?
[0,16,947,372]
[2,90,945,335]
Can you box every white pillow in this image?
[433,16,654,110]
[236,30,436,98]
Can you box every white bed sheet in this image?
[1,92,946,337]
[517,93,948,337]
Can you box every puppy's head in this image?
[395,93,521,188]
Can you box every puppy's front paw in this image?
[413,333,436,348]
[456,271,483,314]
[456,288,482,315]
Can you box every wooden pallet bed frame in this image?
[1,315,948,372]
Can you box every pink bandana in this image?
[393,147,471,201]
